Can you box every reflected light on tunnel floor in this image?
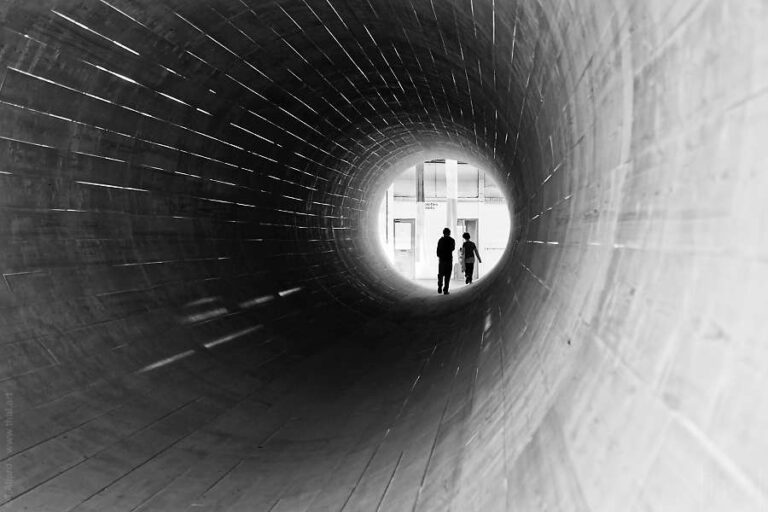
[378,158,510,290]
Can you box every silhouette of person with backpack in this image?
[461,232,482,284]
[436,228,455,295]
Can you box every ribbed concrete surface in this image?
[0,1,766,510]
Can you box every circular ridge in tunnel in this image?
[0,1,767,511]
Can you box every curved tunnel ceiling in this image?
[0,1,767,511]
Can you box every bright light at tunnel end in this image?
[375,155,512,294]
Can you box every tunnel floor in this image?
[1,286,493,512]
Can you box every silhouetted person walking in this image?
[461,232,482,284]
[436,228,455,294]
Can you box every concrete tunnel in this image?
[0,0,767,510]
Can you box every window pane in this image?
[394,221,412,249]
[484,172,503,198]
[424,162,446,198]
[457,165,479,197]
[393,166,416,197]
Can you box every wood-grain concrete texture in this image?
[0,0,766,510]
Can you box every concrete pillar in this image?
[445,158,458,234]
[415,163,425,268]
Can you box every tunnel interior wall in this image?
[495,1,768,510]
[0,0,766,510]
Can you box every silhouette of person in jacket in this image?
[436,228,455,294]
